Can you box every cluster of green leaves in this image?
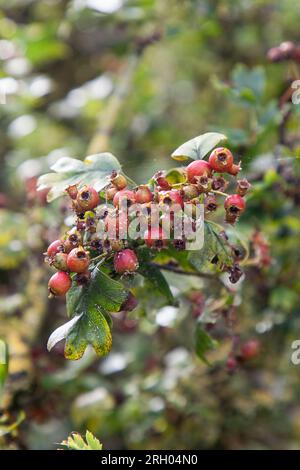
[59,431,102,451]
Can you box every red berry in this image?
[228,163,241,176]
[105,211,128,239]
[67,247,90,273]
[65,184,78,200]
[186,160,212,183]
[158,189,184,208]
[48,271,72,296]
[47,240,64,258]
[77,186,100,211]
[120,291,138,311]
[224,194,246,214]
[241,340,260,360]
[135,185,153,204]
[113,189,136,208]
[208,147,234,173]
[114,249,139,274]
[227,356,238,371]
[144,227,167,249]
[153,171,171,190]
[52,252,68,271]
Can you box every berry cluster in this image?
[45,147,251,297]
[267,41,300,63]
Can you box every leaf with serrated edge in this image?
[171,132,227,161]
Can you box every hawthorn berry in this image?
[105,186,118,201]
[77,186,100,211]
[144,227,167,249]
[153,171,171,190]
[48,271,72,296]
[52,252,68,271]
[105,211,128,238]
[224,194,246,214]
[228,163,241,176]
[181,184,199,201]
[212,176,228,192]
[208,147,233,173]
[67,247,90,273]
[111,172,127,190]
[158,189,184,209]
[135,185,153,204]
[205,195,218,212]
[240,340,260,360]
[65,184,78,200]
[120,291,138,312]
[47,240,64,258]
[113,189,136,208]
[186,160,212,183]
[114,249,139,274]
[237,179,251,197]
[227,356,238,372]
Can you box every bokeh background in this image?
[1,0,300,450]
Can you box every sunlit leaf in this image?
[171,132,227,161]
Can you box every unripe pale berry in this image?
[47,240,64,258]
[224,194,246,214]
[208,147,234,173]
[186,160,212,183]
[135,185,153,204]
[105,186,118,201]
[77,186,100,210]
[111,173,127,190]
[113,189,136,208]
[114,249,139,274]
[52,252,68,271]
[67,247,90,273]
[240,340,260,360]
[181,184,199,201]
[48,271,72,296]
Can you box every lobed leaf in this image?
[37,152,122,202]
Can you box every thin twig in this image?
[150,262,227,287]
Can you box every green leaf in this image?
[171,132,227,161]
[48,267,127,360]
[189,221,232,271]
[63,267,127,360]
[37,153,122,202]
[138,263,175,304]
[64,306,112,360]
[66,268,128,318]
[59,431,103,450]
[0,340,8,392]
[195,324,217,365]
[85,430,103,450]
[165,168,187,184]
[232,64,265,100]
